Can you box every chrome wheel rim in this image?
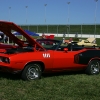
[91,62,100,74]
[27,67,39,80]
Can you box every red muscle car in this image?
[0,21,100,81]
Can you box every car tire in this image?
[21,63,42,81]
[85,60,100,75]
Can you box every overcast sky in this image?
[0,0,100,25]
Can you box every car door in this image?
[52,51,80,71]
[39,50,54,71]
[83,40,91,46]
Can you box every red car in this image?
[0,21,100,81]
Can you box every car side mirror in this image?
[64,48,68,52]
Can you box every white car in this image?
[77,38,97,46]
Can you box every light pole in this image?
[8,7,11,21]
[44,4,48,33]
[25,6,28,40]
[8,7,11,44]
[57,25,59,37]
[81,24,82,37]
[44,4,47,24]
[94,0,98,37]
[67,2,70,37]
[25,6,28,24]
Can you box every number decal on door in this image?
[43,53,50,58]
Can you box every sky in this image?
[0,0,100,25]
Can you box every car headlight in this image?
[0,56,10,63]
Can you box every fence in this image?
[20,24,100,35]
[38,33,100,38]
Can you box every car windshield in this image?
[36,39,62,50]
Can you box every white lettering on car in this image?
[43,53,50,58]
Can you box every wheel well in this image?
[89,58,100,64]
[24,61,45,72]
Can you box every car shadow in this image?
[42,71,85,78]
[0,71,85,81]
[0,72,21,80]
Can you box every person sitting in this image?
[69,37,73,43]
[41,33,46,39]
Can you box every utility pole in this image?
[94,0,98,37]
[9,7,11,21]
[67,2,70,37]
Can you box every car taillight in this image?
[74,54,79,63]
[0,56,10,63]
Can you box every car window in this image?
[36,39,61,50]
[84,40,89,43]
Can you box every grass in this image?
[1,36,100,100]
[17,32,100,45]
[0,72,100,100]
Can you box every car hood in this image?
[86,38,96,43]
[0,21,45,50]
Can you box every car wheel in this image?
[21,63,42,81]
[93,45,95,48]
[85,60,100,75]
